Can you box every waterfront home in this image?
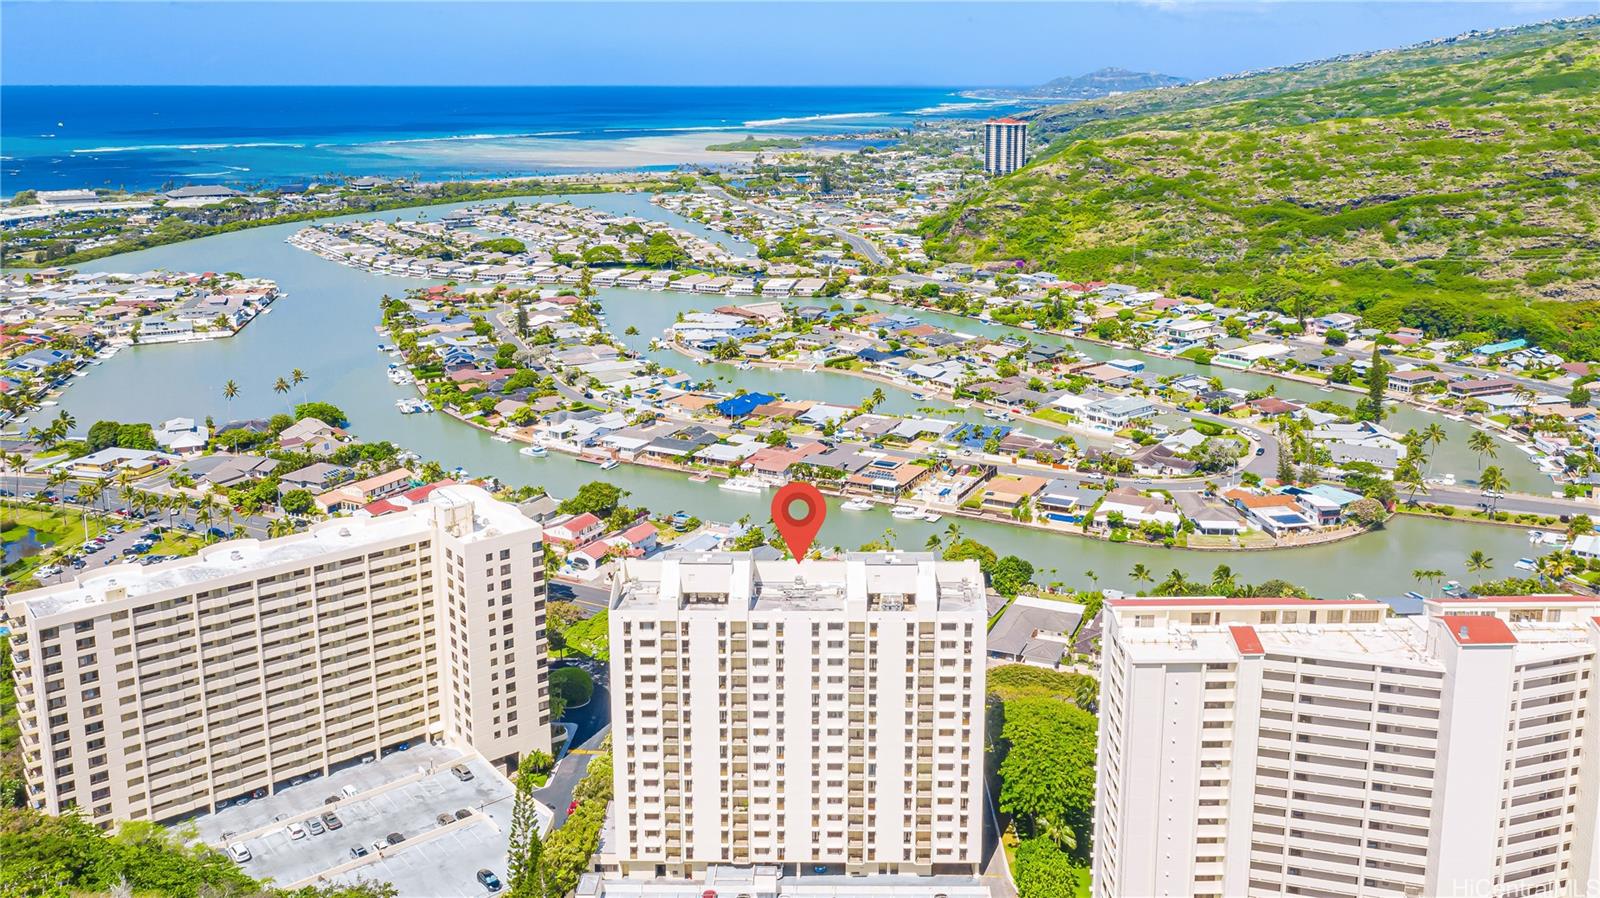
[312,467,415,513]
[1282,484,1364,526]
[1129,442,1199,477]
[543,513,604,546]
[1448,377,1518,398]
[845,457,929,497]
[978,474,1047,515]
[1036,479,1096,523]
[1095,488,1181,529]
[1214,342,1291,369]
[1173,492,1245,536]
[1082,395,1157,432]
[1223,489,1317,536]
[278,417,349,455]
[152,416,209,455]
[361,480,457,517]
[1387,368,1442,393]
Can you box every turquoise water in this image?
[2,85,1018,192]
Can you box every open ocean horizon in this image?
[0,85,1021,193]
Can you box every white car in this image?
[286,822,307,840]
[227,843,252,863]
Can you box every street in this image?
[534,661,612,830]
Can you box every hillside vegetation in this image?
[922,32,1600,357]
[1024,16,1599,137]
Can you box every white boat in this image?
[688,473,711,483]
[1514,557,1537,571]
[520,446,547,458]
[491,435,512,444]
[918,511,942,523]
[841,497,874,511]
[599,460,620,471]
[983,410,1005,421]
[890,505,920,520]
[720,476,767,494]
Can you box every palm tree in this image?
[1536,552,1574,587]
[1084,569,1098,591]
[3,449,24,498]
[943,521,964,545]
[1210,564,1238,596]
[54,408,76,437]
[923,532,941,551]
[1480,466,1510,516]
[75,481,98,541]
[291,368,308,404]
[1412,568,1445,596]
[1468,430,1497,471]
[1037,815,1077,852]
[1465,550,1493,582]
[274,377,291,410]
[1129,563,1153,593]
[1423,422,1446,476]
[222,379,240,403]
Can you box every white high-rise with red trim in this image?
[1094,595,1600,898]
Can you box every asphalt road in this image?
[547,581,610,613]
[534,664,611,830]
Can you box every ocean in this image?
[0,85,1018,193]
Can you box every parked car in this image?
[567,800,579,815]
[307,818,325,836]
[371,840,388,854]
[349,845,368,859]
[286,823,307,840]
[451,765,474,782]
[325,795,341,805]
[437,813,454,827]
[477,870,503,892]
[454,808,472,820]
[227,843,252,863]
[322,812,343,830]
[386,832,404,846]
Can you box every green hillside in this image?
[1025,16,1600,138]
[921,34,1600,357]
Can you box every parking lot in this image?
[194,744,548,897]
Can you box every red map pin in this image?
[772,482,826,560]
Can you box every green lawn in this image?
[149,532,204,558]
[1029,408,1076,427]
[2,503,105,584]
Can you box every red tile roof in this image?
[1229,625,1265,656]
[988,117,1026,125]
[1437,614,1517,646]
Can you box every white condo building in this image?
[2,484,551,826]
[605,552,988,881]
[983,118,1028,176]
[1095,595,1600,898]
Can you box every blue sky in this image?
[3,1,1592,86]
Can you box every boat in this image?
[1403,591,1427,602]
[599,460,620,471]
[841,497,875,511]
[491,435,512,444]
[1515,557,1538,571]
[1319,386,1334,393]
[1442,580,1463,596]
[983,410,1006,421]
[918,511,942,523]
[688,473,711,483]
[720,477,767,494]
[890,505,920,520]
[911,392,926,401]
[520,446,547,458]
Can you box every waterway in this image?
[48,192,1546,598]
